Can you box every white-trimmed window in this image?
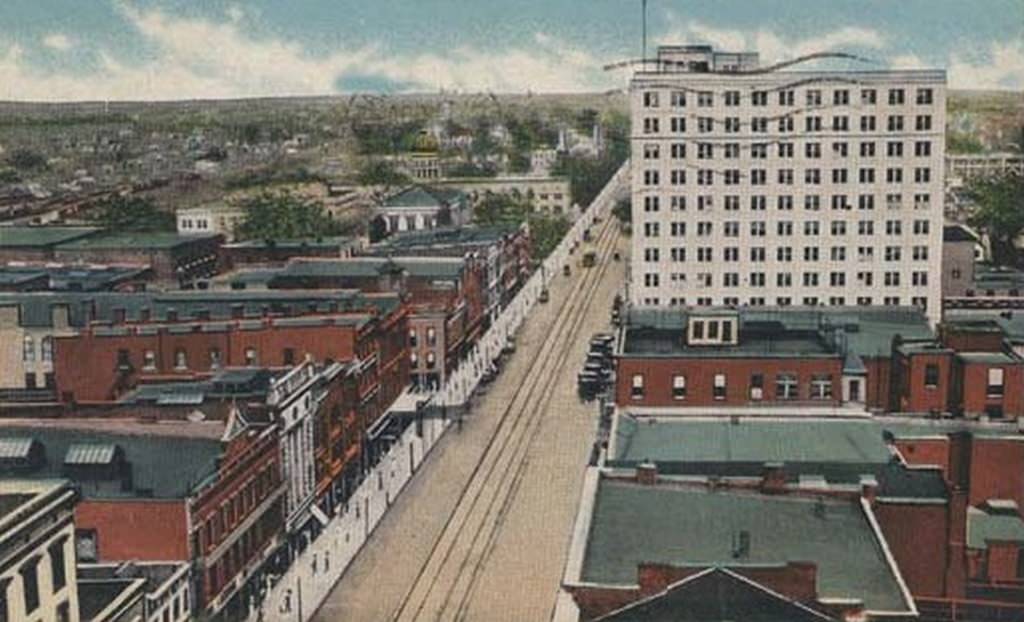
[988,368,1005,397]
[811,374,833,400]
[776,374,798,399]
[713,374,726,400]
[143,350,157,371]
[672,375,687,400]
[631,374,645,399]
[22,335,34,362]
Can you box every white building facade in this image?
[630,45,946,324]
[266,362,319,537]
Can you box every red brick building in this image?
[891,319,1024,419]
[0,418,283,618]
[48,290,406,405]
[258,256,486,388]
[615,307,1024,420]
[52,231,223,287]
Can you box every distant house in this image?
[375,186,469,237]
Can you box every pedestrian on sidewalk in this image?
[312,553,318,575]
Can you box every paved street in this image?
[314,231,625,622]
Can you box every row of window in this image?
[630,372,835,400]
[640,193,933,212]
[20,335,53,363]
[642,271,929,288]
[0,537,70,622]
[409,351,438,368]
[923,364,1005,396]
[199,463,279,553]
[645,245,931,263]
[641,114,934,135]
[637,296,929,309]
[641,219,932,238]
[641,166,935,187]
[119,346,267,371]
[641,139,935,160]
[408,327,437,347]
[641,87,935,109]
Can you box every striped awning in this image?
[0,438,35,460]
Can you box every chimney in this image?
[860,474,879,504]
[636,461,658,485]
[760,462,786,494]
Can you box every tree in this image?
[612,198,632,225]
[89,196,175,232]
[6,148,47,171]
[967,173,1024,265]
[236,192,343,241]
[357,159,410,187]
[472,193,568,260]
[368,215,388,243]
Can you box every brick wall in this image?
[615,357,843,407]
[874,501,951,597]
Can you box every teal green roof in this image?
[0,226,101,248]
[582,479,912,613]
[56,231,219,251]
[281,257,464,281]
[226,236,357,250]
[613,418,891,466]
[955,351,1019,365]
[623,307,933,359]
[967,504,1024,549]
[382,185,466,209]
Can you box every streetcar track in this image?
[391,203,620,622]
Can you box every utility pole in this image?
[641,0,648,64]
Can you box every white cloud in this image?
[0,5,615,101]
[658,15,886,65]
[41,33,73,52]
[947,40,1024,90]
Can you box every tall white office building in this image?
[630,45,946,324]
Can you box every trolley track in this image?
[391,212,619,622]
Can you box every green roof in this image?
[226,236,357,250]
[967,504,1024,549]
[623,307,933,359]
[56,231,219,251]
[0,426,220,499]
[582,479,912,613]
[613,418,892,467]
[382,185,466,209]
[281,257,464,281]
[370,224,518,251]
[0,226,101,248]
[955,351,1019,365]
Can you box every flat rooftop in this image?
[0,226,101,248]
[612,417,891,466]
[225,236,357,250]
[0,289,399,327]
[56,231,219,251]
[609,415,946,498]
[582,478,912,614]
[622,307,934,359]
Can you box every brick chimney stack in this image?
[636,461,658,485]
[760,462,786,494]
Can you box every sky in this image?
[0,0,1021,101]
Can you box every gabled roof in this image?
[595,567,836,622]
[944,224,980,243]
[581,479,914,613]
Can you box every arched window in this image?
[40,336,53,362]
[22,335,35,362]
[174,349,188,370]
